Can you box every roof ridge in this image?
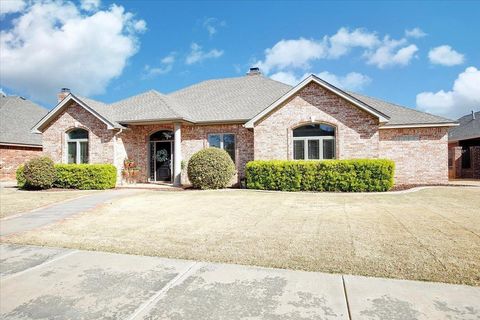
[150,90,185,118]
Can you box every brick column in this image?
[471,146,480,179]
[452,146,463,179]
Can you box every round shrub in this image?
[23,156,56,189]
[187,148,235,189]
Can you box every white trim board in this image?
[245,74,390,128]
[31,94,118,133]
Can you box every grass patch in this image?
[3,187,480,286]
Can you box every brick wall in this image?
[254,82,380,160]
[181,123,254,184]
[115,124,174,183]
[379,127,449,184]
[0,145,42,180]
[41,93,450,186]
[115,123,253,184]
[42,102,115,164]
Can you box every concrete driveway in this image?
[1,244,479,320]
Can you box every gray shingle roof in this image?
[0,96,47,146]
[346,91,455,126]
[448,111,480,141]
[58,74,456,128]
[169,76,292,122]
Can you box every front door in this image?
[153,141,172,181]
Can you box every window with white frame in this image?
[208,133,235,162]
[293,124,335,160]
[66,128,89,164]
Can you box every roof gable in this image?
[32,94,119,133]
[244,74,390,128]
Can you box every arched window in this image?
[67,128,88,164]
[292,124,335,160]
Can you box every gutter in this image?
[0,142,43,148]
[378,122,459,129]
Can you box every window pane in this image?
[68,142,76,164]
[68,129,88,139]
[293,124,335,137]
[320,124,335,136]
[293,140,305,160]
[150,130,173,141]
[308,140,320,159]
[80,142,89,163]
[223,134,235,162]
[323,139,335,159]
[208,134,221,148]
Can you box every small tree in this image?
[23,156,56,189]
[187,148,235,189]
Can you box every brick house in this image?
[0,95,47,180]
[32,69,457,186]
[448,111,480,179]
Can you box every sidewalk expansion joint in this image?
[342,275,353,320]
[125,261,203,320]
[0,249,78,281]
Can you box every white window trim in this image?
[66,133,89,164]
[293,136,335,160]
[207,133,236,162]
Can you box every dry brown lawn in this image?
[0,186,96,218]
[3,187,480,286]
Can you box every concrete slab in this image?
[140,262,349,320]
[0,250,194,320]
[0,244,70,277]
[344,275,480,320]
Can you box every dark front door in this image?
[154,141,172,181]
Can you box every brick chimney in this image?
[246,67,261,76]
[57,88,70,102]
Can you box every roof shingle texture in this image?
[448,111,480,141]
[0,96,48,146]
[73,75,454,127]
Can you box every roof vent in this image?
[247,67,261,76]
[57,88,71,103]
[473,110,476,120]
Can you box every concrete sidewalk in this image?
[1,244,478,320]
[0,189,137,236]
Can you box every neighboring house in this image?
[33,69,457,186]
[0,95,48,180]
[448,111,480,179]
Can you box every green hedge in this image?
[54,164,117,190]
[246,159,395,192]
[16,163,117,190]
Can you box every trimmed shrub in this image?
[246,159,395,192]
[187,148,236,189]
[23,156,56,189]
[16,164,26,188]
[54,164,117,190]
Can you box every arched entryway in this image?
[149,130,174,182]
